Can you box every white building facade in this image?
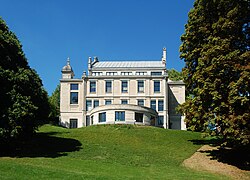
[60,48,186,130]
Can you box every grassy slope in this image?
[0,125,224,179]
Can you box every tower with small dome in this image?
[61,58,74,79]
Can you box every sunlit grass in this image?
[0,124,224,179]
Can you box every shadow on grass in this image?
[0,132,82,158]
[189,139,250,171]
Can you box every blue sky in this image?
[0,0,194,95]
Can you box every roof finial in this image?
[67,57,70,65]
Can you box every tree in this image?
[168,68,183,81]
[49,84,60,124]
[179,0,250,146]
[0,17,50,140]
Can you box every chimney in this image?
[88,57,92,70]
[162,47,166,65]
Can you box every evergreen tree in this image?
[0,17,50,140]
[179,0,250,146]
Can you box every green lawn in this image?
[0,124,225,179]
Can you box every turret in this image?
[61,57,74,79]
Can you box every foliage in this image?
[0,125,223,179]
[179,0,250,146]
[0,17,50,140]
[48,84,60,123]
[168,68,183,81]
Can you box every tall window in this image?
[70,84,78,90]
[158,116,164,126]
[121,99,128,104]
[99,112,106,122]
[90,81,96,93]
[138,80,144,93]
[94,100,99,108]
[154,81,160,92]
[121,81,128,93]
[106,81,112,93]
[115,111,125,121]
[158,100,164,111]
[70,92,78,104]
[70,119,78,128]
[137,99,144,106]
[86,100,92,111]
[150,100,156,110]
[105,99,112,105]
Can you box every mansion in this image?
[60,48,186,130]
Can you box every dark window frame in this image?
[150,100,156,110]
[99,112,106,122]
[138,80,144,93]
[70,84,79,90]
[70,119,78,128]
[90,81,96,93]
[158,100,164,111]
[70,92,78,104]
[115,111,125,121]
[154,81,160,92]
[121,81,128,93]
[106,81,112,93]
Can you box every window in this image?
[136,72,147,75]
[158,100,164,111]
[150,100,156,110]
[138,80,144,93]
[70,92,78,104]
[106,81,112,93]
[135,113,143,122]
[86,100,92,111]
[106,72,117,76]
[94,100,99,108]
[158,116,164,126]
[70,119,78,128]
[151,72,162,76]
[90,81,96,93]
[121,100,128,104]
[137,99,144,106]
[154,81,160,92]
[105,100,112,105]
[70,84,78,90]
[121,72,132,76]
[92,72,102,76]
[99,112,106,122]
[121,81,128,93]
[115,111,125,121]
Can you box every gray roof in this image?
[92,61,165,69]
[168,80,185,85]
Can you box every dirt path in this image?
[182,145,250,179]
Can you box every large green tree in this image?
[0,17,50,140]
[179,0,250,146]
